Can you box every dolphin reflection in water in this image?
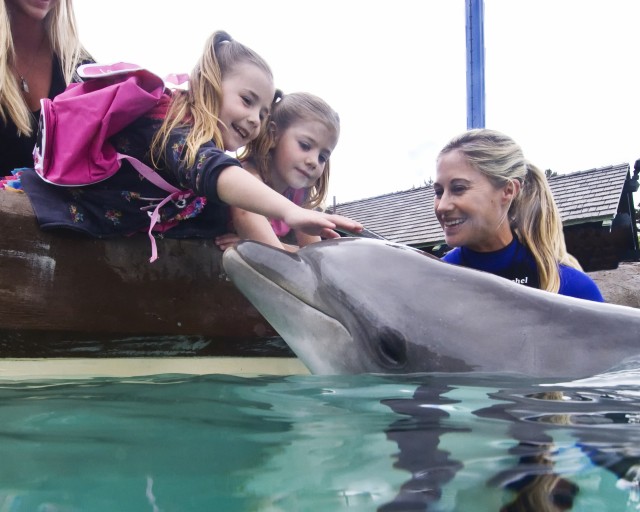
[222,238,640,378]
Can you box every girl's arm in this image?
[224,205,285,249]
[215,208,317,253]
[217,166,362,238]
[219,163,287,251]
[155,130,360,236]
[215,213,316,252]
[294,230,321,249]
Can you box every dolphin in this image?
[222,238,640,377]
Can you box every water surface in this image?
[0,370,639,511]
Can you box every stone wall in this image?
[588,262,640,308]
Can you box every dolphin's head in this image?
[222,238,476,374]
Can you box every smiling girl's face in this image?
[268,118,337,193]
[434,149,518,252]
[218,62,275,152]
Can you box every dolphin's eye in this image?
[377,328,407,368]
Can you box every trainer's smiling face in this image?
[434,149,517,252]
[218,62,275,152]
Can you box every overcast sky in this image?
[75,0,640,204]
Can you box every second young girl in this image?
[215,92,340,251]
[20,31,361,255]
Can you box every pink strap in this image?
[146,192,180,262]
[118,154,180,193]
[116,153,192,262]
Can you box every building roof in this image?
[548,164,630,225]
[334,163,631,247]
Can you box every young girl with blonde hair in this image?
[216,91,341,251]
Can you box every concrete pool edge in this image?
[0,357,310,379]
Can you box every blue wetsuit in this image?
[441,238,604,302]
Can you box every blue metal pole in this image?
[466,0,486,129]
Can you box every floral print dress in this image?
[21,116,240,239]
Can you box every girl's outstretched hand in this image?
[284,208,363,239]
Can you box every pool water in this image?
[0,369,639,511]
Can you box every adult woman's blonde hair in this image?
[241,91,340,210]
[151,30,274,170]
[438,128,582,293]
[0,0,89,136]
[501,473,578,512]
